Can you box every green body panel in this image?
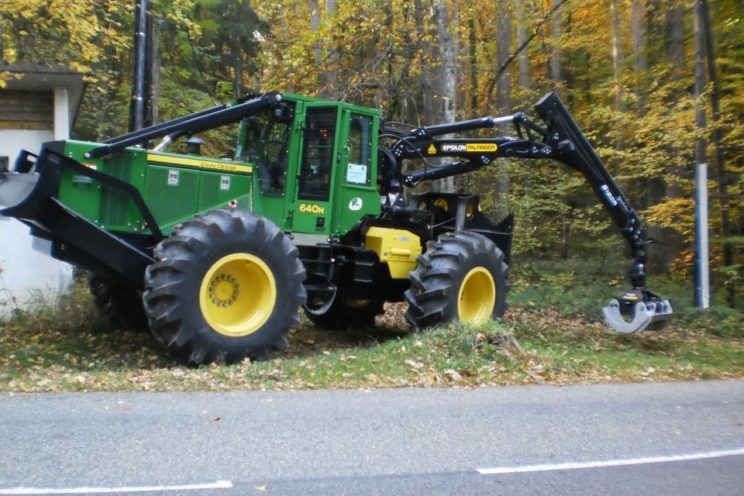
[56,93,381,241]
[59,141,254,235]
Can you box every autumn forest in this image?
[1,0,742,305]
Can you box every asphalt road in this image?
[1,381,743,495]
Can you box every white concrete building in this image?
[0,64,85,318]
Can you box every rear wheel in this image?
[404,231,508,328]
[304,297,384,330]
[143,209,306,365]
[88,274,147,331]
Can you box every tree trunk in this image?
[550,0,562,87]
[496,6,512,113]
[550,0,567,257]
[494,1,512,218]
[468,17,478,113]
[631,0,647,102]
[666,1,685,77]
[435,0,457,127]
[415,0,433,127]
[659,0,687,270]
[430,0,457,193]
[310,0,321,69]
[323,0,338,95]
[610,0,626,117]
[516,0,530,89]
[699,0,735,305]
[234,57,242,98]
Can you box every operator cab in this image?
[236,94,382,241]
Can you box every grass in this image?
[1,259,742,393]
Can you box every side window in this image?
[299,107,337,201]
[259,121,290,195]
[240,115,291,195]
[346,115,371,185]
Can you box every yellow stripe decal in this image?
[466,143,498,152]
[147,154,253,174]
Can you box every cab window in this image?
[346,115,372,185]
[299,107,337,201]
[240,106,293,195]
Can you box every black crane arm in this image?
[384,91,672,331]
[388,92,646,267]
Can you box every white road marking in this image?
[0,480,233,495]
[477,447,744,475]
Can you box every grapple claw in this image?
[603,297,673,334]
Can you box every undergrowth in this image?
[0,258,742,392]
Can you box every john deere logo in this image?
[299,203,325,214]
[348,198,363,211]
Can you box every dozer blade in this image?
[1,149,155,287]
[603,298,674,334]
[0,170,39,212]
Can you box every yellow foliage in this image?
[644,198,695,238]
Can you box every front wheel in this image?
[143,209,306,365]
[404,231,509,328]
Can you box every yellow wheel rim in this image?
[457,267,495,325]
[199,253,276,337]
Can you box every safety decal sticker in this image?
[220,175,231,191]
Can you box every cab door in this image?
[291,104,339,237]
[337,110,381,233]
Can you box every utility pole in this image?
[693,0,709,308]
[129,0,152,132]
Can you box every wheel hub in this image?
[209,274,240,307]
[199,253,277,337]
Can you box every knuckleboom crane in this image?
[379,92,672,332]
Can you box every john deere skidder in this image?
[0,91,672,364]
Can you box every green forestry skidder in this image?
[0,91,673,365]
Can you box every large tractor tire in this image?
[88,274,148,331]
[304,297,384,330]
[404,231,509,328]
[143,209,306,365]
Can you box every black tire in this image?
[88,274,148,331]
[404,231,509,328]
[304,297,384,330]
[143,209,306,365]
